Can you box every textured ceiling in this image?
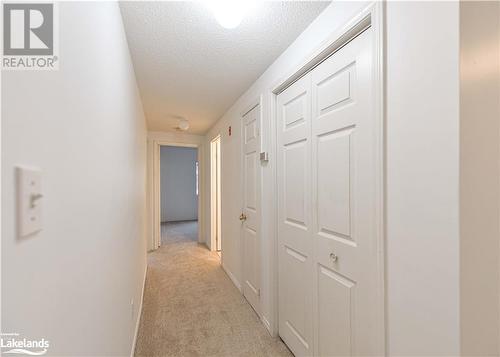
[120,1,330,134]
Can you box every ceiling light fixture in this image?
[206,1,256,29]
[178,119,190,131]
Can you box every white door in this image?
[241,104,261,315]
[277,73,314,357]
[278,28,379,356]
[211,137,222,252]
[215,138,221,251]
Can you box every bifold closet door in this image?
[277,73,314,357]
[278,27,378,356]
[311,28,377,356]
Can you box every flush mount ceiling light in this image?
[177,119,190,131]
[206,1,257,29]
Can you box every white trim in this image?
[210,135,222,253]
[370,3,387,353]
[130,265,147,357]
[267,2,385,351]
[222,263,242,292]
[148,136,204,251]
[269,86,280,337]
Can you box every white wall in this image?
[204,1,477,354]
[459,2,500,355]
[2,3,147,356]
[160,146,198,222]
[385,2,461,355]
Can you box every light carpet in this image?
[134,221,292,357]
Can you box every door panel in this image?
[284,140,306,225]
[245,152,256,210]
[277,74,313,357]
[242,104,261,315]
[282,246,311,351]
[317,265,355,356]
[317,129,352,238]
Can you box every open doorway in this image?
[160,145,199,245]
[210,136,222,258]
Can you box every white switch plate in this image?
[16,166,43,237]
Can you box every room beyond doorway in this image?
[159,145,200,246]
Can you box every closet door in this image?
[277,73,314,357]
[311,28,378,356]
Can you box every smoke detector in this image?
[175,118,190,131]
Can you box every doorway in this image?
[150,141,202,251]
[210,136,222,257]
[160,145,199,245]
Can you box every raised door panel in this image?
[317,65,354,117]
[283,92,308,130]
[244,227,259,298]
[280,246,313,353]
[245,151,256,212]
[245,117,257,144]
[317,129,352,239]
[284,140,307,225]
[317,265,355,356]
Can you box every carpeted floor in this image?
[134,221,293,357]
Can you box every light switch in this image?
[16,166,43,237]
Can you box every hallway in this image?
[134,221,292,357]
[3,2,500,356]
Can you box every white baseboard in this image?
[222,263,242,292]
[130,265,147,357]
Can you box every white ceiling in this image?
[120,1,330,134]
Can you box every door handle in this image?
[239,213,247,221]
[329,252,338,263]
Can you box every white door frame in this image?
[267,2,385,351]
[150,140,203,250]
[210,135,222,255]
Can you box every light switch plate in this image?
[16,166,43,237]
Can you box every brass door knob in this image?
[239,213,247,221]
